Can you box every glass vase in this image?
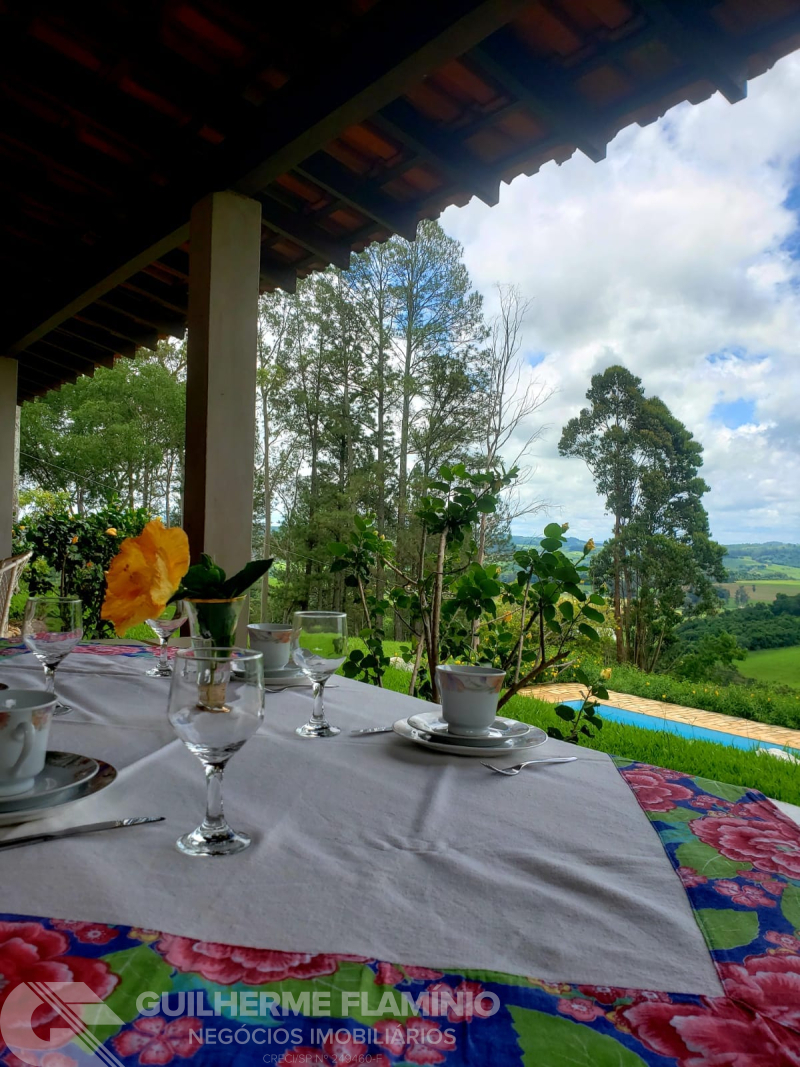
[186,597,246,650]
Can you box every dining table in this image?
[0,640,798,1066]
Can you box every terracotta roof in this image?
[3,0,800,402]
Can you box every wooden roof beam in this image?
[472,34,608,163]
[95,291,186,340]
[297,153,419,241]
[637,0,747,104]
[122,274,188,317]
[259,254,298,294]
[373,99,500,207]
[75,306,159,351]
[258,197,352,270]
[60,319,143,357]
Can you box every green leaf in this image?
[220,558,274,598]
[574,668,590,686]
[556,707,575,721]
[328,541,348,555]
[581,606,605,624]
[675,839,741,878]
[578,623,600,641]
[438,464,453,481]
[354,515,368,532]
[559,601,574,620]
[646,806,702,824]
[91,945,173,1042]
[689,779,751,803]
[695,908,759,951]
[782,884,800,932]
[543,523,564,539]
[475,497,496,514]
[539,536,562,552]
[509,1006,648,1067]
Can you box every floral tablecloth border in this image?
[2,763,800,1065]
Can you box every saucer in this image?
[407,710,532,745]
[0,756,117,825]
[393,718,547,757]
[264,665,309,686]
[0,752,99,813]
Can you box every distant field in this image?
[721,579,800,605]
[727,563,800,580]
[738,645,800,688]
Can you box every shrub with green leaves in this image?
[12,503,150,638]
[329,462,607,708]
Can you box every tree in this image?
[560,365,726,669]
[477,284,550,565]
[735,585,750,609]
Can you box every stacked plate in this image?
[0,751,117,826]
[393,710,547,757]
[263,664,309,687]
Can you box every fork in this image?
[481,756,578,775]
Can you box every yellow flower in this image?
[101,519,189,636]
[662,694,666,699]
[583,539,595,553]
[106,527,118,536]
[561,522,569,532]
[71,536,78,544]
[600,668,612,681]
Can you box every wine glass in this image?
[22,597,83,716]
[291,611,347,738]
[145,600,188,677]
[168,647,264,857]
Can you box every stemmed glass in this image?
[291,611,347,738]
[22,597,83,716]
[145,600,188,677]
[168,647,264,857]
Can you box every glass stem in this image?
[202,762,228,833]
[43,665,56,696]
[158,637,169,671]
[312,680,327,726]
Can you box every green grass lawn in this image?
[721,579,800,604]
[738,645,800,689]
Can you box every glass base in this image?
[146,666,172,677]
[176,825,251,857]
[296,722,341,738]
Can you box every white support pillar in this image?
[0,358,19,559]
[184,191,262,639]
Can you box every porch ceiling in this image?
[3,0,800,403]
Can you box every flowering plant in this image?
[101,522,272,637]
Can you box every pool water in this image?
[564,700,800,757]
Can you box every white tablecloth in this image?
[0,649,722,995]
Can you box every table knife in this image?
[350,726,395,735]
[0,816,164,852]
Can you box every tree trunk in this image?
[260,385,271,622]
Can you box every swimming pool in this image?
[564,700,800,757]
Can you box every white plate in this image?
[407,710,533,745]
[0,752,99,812]
[0,757,117,825]
[264,664,306,680]
[393,718,548,757]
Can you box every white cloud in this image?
[441,53,800,545]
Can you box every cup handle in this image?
[9,721,35,777]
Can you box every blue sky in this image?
[443,53,800,546]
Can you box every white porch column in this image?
[0,358,19,559]
[184,191,262,639]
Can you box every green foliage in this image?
[330,464,607,711]
[172,555,274,601]
[559,365,726,671]
[677,598,800,652]
[672,631,746,682]
[737,646,800,690]
[547,670,607,745]
[12,503,150,637]
[549,653,800,730]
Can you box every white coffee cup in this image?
[436,664,506,737]
[0,690,57,796]
[247,623,294,670]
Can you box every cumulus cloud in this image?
[441,53,800,545]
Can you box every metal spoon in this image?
[481,756,578,776]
